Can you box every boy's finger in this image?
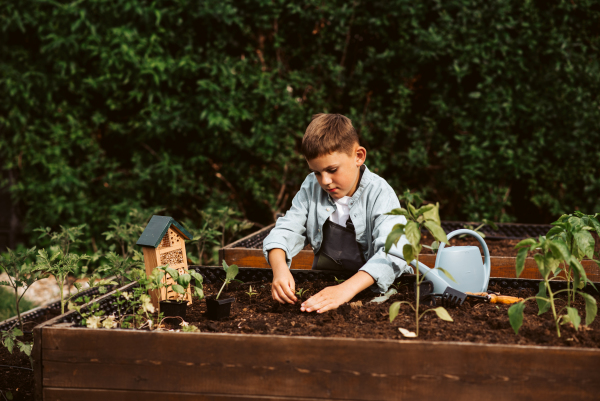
[272,290,284,304]
[276,285,295,304]
[283,282,298,302]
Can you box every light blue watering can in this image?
[389,229,491,294]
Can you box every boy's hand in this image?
[269,249,297,304]
[272,267,297,304]
[301,271,375,313]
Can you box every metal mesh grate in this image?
[0,284,114,332]
[229,222,553,249]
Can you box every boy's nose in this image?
[321,173,332,185]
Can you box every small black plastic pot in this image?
[205,296,234,320]
[159,300,187,325]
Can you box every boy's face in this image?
[307,144,367,199]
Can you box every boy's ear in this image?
[355,146,367,166]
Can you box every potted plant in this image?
[152,265,205,324]
[205,261,239,320]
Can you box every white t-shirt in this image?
[329,196,352,227]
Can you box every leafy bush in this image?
[1,0,599,244]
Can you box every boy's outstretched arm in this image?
[269,249,298,304]
[300,271,374,313]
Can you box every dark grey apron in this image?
[311,218,366,272]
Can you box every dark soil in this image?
[0,308,61,401]
[167,280,600,349]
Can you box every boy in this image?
[263,113,412,313]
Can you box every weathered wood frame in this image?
[34,279,600,401]
[220,224,600,282]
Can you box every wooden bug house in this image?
[136,215,193,307]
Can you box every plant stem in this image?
[415,255,420,337]
[14,287,23,332]
[216,279,228,300]
[547,280,560,337]
[58,274,65,315]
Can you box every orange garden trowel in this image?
[466,292,524,304]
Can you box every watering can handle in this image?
[434,229,491,292]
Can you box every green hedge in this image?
[1,0,599,245]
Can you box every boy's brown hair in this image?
[301,113,359,160]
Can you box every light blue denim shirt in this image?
[262,165,413,293]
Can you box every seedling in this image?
[0,246,42,331]
[216,261,239,300]
[509,212,599,337]
[334,277,346,284]
[385,190,454,337]
[152,265,205,302]
[246,285,258,302]
[1,327,33,368]
[295,288,309,299]
[34,225,92,314]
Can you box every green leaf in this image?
[190,271,204,285]
[545,226,563,238]
[574,230,595,259]
[226,264,239,281]
[423,221,448,244]
[514,238,536,249]
[422,202,441,225]
[588,216,600,236]
[534,254,548,278]
[389,302,401,322]
[403,244,415,263]
[385,225,405,253]
[386,208,409,217]
[435,267,457,283]
[544,254,560,275]
[405,221,421,247]
[569,256,587,290]
[508,301,526,335]
[4,337,14,353]
[565,307,581,330]
[433,307,453,322]
[548,239,571,262]
[415,204,435,217]
[178,273,191,287]
[171,284,185,294]
[193,286,204,299]
[536,282,551,315]
[18,342,32,357]
[165,267,179,281]
[515,248,528,278]
[407,203,417,218]
[577,292,597,326]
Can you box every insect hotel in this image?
[136,215,193,307]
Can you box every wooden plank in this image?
[223,249,600,281]
[44,388,322,401]
[41,328,600,401]
[223,248,314,270]
[143,246,162,307]
[33,326,43,401]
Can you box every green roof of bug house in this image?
[136,215,192,248]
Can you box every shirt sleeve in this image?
[359,185,413,293]
[262,175,312,268]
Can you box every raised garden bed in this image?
[220,222,600,281]
[33,266,600,400]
